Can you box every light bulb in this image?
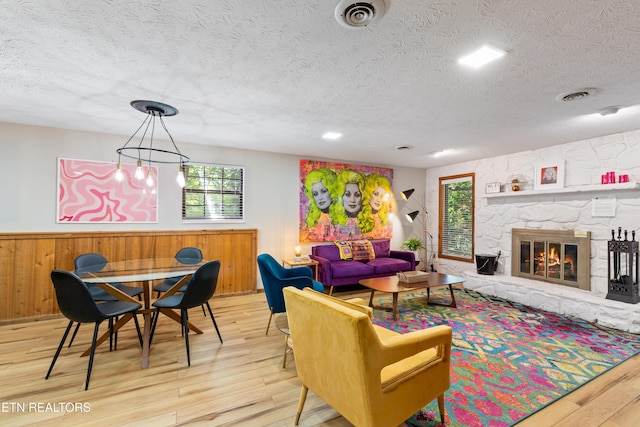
[135,160,144,180]
[176,168,186,188]
[146,170,154,187]
[115,163,124,182]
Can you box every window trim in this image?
[181,162,245,223]
[438,173,475,262]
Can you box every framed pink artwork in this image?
[57,158,158,223]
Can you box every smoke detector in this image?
[335,0,389,28]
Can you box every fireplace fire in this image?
[512,229,591,290]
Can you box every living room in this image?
[2,1,640,425]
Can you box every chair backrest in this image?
[175,247,203,264]
[257,254,288,313]
[50,270,108,323]
[74,253,109,275]
[178,260,221,309]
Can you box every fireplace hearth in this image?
[511,228,591,290]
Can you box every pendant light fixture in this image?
[115,100,189,188]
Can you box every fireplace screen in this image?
[512,229,590,290]
[519,241,578,282]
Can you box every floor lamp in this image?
[400,189,432,271]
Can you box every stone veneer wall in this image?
[424,128,640,331]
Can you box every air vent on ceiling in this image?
[335,0,389,28]
[556,88,597,102]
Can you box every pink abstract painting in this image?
[57,158,158,223]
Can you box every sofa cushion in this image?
[315,244,342,261]
[330,260,375,279]
[367,257,412,275]
[372,239,391,258]
[334,241,354,260]
[351,240,376,261]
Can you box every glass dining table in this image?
[78,258,207,368]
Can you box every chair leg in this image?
[85,322,101,390]
[182,309,191,366]
[265,309,274,335]
[201,304,207,317]
[67,322,81,348]
[133,314,143,347]
[149,309,160,346]
[205,302,223,343]
[295,385,309,426]
[437,394,446,424]
[46,320,74,380]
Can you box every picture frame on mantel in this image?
[534,161,564,191]
[485,182,501,194]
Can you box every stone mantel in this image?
[462,270,640,333]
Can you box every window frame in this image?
[438,173,475,262]
[181,162,245,223]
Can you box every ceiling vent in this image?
[335,0,389,28]
[556,88,597,102]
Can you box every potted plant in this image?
[401,237,425,252]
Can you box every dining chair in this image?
[72,253,144,348]
[46,270,142,390]
[257,253,324,334]
[153,247,203,297]
[150,260,223,366]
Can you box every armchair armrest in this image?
[377,325,452,367]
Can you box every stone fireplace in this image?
[511,228,591,290]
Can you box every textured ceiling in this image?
[1,0,640,168]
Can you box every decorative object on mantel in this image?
[508,173,527,192]
[115,100,190,188]
[606,227,639,304]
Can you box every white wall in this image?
[425,128,640,295]
[0,122,425,288]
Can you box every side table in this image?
[275,314,293,368]
[282,257,319,281]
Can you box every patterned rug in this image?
[370,288,640,427]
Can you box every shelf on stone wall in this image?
[484,181,639,198]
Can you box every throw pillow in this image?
[334,240,353,260]
[351,240,376,261]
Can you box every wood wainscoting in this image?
[0,229,257,323]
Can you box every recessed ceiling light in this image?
[433,149,457,158]
[556,88,597,102]
[322,132,342,140]
[458,45,506,69]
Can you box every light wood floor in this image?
[0,290,639,426]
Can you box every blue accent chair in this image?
[257,253,324,334]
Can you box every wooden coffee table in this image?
[359,273,466,320]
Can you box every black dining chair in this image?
[150,260,223,366]
[46,270,142,390]
[153,247,203,297]
[72,253,144,348]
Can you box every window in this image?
[438,173,474,262]
[182,163,244,221]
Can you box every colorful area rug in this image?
[370,288,640,427]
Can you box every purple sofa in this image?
[310,239,415,293]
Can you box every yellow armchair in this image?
[283,287,452,427]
